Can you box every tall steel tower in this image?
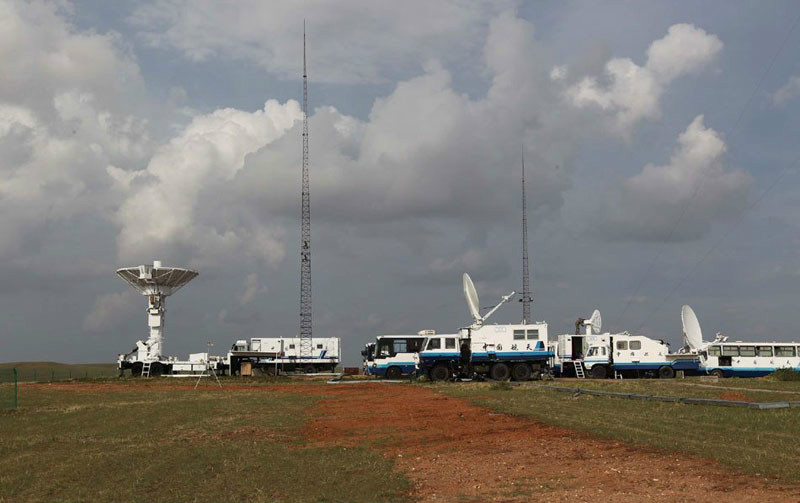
[299,23,313,356]
[519,149,533,324]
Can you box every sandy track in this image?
[300,383,800,503]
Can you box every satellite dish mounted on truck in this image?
[462,272,515,326]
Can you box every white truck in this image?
[418,274,553,381]
[227,337,341,375]
[551,310,699,379]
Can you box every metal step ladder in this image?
[141,362,152,378]
[573,361,585,379]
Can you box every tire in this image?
[149,362,163,377]
[385,366,402,379]
[489,363,511,381]
[303,365,317,374]
[658,366,675,379]
[590,365,607,379]
[430,364,450,382]
[131,362,143,377]
[710,368,725,378]
[511,363,532,381]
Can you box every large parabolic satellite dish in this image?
[681,304,703,351]
[462,273,481,324]
[589,309,602,334]
[116,260,198,360]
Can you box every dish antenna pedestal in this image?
[116,260,198,361]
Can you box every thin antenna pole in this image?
[520,148,532,324]
[299,22,313,356]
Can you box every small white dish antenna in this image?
[462,272,515,326]
[463,273,481,324]
[589,309,602,334]
[681,304,703,351]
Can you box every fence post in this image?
[13,368,18,410]
[69,369,72,378]
[51,370,54,382]
[33,370,37,381]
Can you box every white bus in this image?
[364,334,428,378]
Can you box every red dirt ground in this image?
[299,383,800,503]
[26,381,800,501]
[717,391,754,402]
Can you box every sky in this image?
[2,0,800,366]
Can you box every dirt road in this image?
[300,382,800,503]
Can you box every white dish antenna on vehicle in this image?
[462,272,515,326]
[589,309,602,334]
[681,304,703,351]
[463,273,481,323]
[116,260,198,361]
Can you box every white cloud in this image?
[115,100,298,266]
[128,0,508,84]
[771,75,800,105]
[566,23,722,137]
[600,115,751,241]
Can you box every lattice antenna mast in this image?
[299,22,313,356]
[520,148,533,324]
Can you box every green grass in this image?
[0,381,409,503]
[0,362,118,383]
[533,377,800,402]
[439,381,800,481]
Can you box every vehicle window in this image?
[513,330,525,340]
[426,338,441,350]
[739,346,756,357]
[616,341,628,350]
[393,340,408,354]
[316,344,323,349]
[629,341,642,350]
[289,344,295,349]
[708,346,721,356]
[601,347,607,356]
[408,338,424,352]
[527,329,539,340]
[445,338,456,349]
[776,346,796,357]
[757,346,773,357]
[722,346,739,356]
[587,347,597,357]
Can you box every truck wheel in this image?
[430,364,450,382]
[511,363,532,381]
[149,362,163,377]
[303,365,317,374]
[131,363,143,377]
[590,365,607,379]
[710,369,725,378]
[385,366,402,379]
[490,363,511,381]
[658,366,675,379]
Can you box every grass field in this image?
[0,380,408,503]
[0,362,117,383]
[439,378,800,481]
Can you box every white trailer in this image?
[227,337,341,375]
[550,310,700,379]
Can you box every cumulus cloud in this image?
[128,0,508,84]
[771,75,800,106]
[0,0,152,261]
[566,23,722,137]
[115,100,298,266]
[600,115,751,241]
